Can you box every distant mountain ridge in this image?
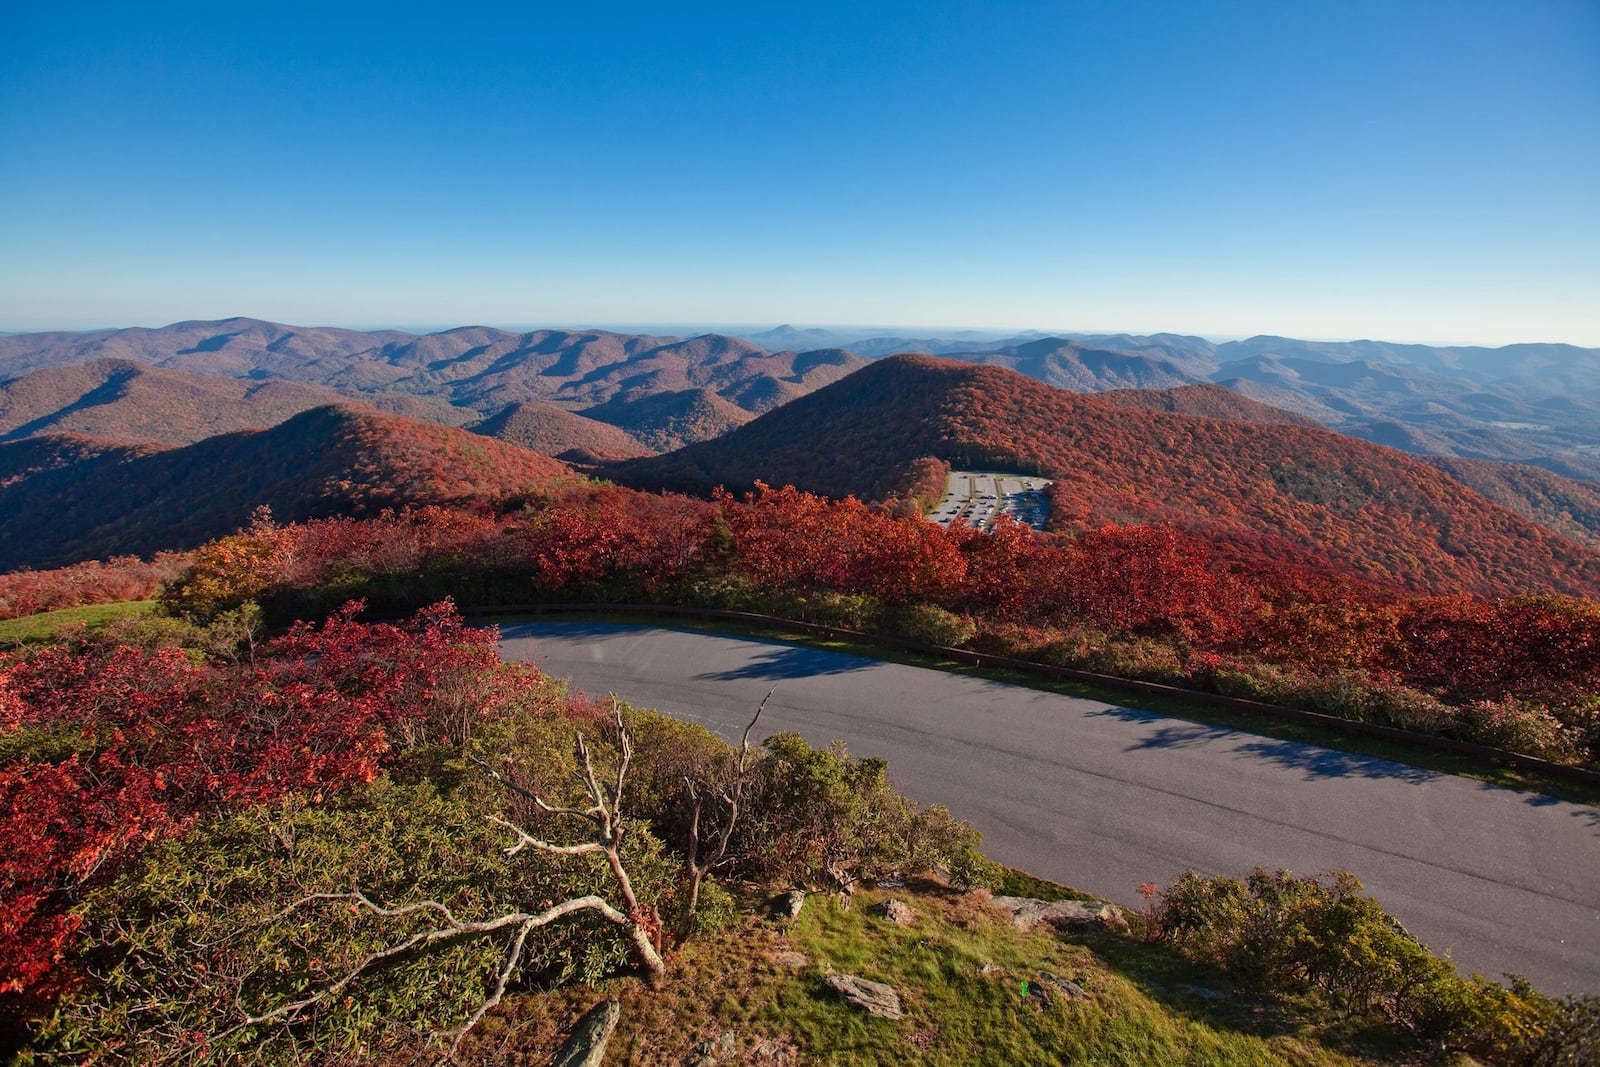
[0,358,471,445]
[724,328,1600,479]
[607,354,1600,599]
[0,319,869,448]
[4,317,1596,485]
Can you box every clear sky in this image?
[3,1,1596,345]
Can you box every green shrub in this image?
[40,759,677,1064]
[878,601,977,648]
[1155,869,1463,1033]
[734,732,993,891]
[1454,698,1577,762]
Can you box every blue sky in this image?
[3,1,1596,345]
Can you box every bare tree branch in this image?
[228,894,630,1038]
[488,813,607,858]
[231,712,669,1059]
[678,687,773,940]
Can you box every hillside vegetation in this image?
[471,400,653,462]
[4,602,1591,1064]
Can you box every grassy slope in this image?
[0,600,155,643]
[465,883,1389,1065]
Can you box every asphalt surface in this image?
[497,621,1600,994]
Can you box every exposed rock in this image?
[550,999,620,1067]
[979,962,1006,977]
[773,889,807,920]
[874,898,916,926]
[686,1030,739,1065]
[1038,970,1092,1001]
[989,895,1130,934]
[770,950,810,968]
[827,974,906,1020]
[751,1039,800,1064]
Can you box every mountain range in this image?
[0,319,866,453]
[4,318,1600,596]
[735,328,1600,480]
[3,318,1594,480]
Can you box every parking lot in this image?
[928,470,1052,532]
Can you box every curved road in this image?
[498,621,1600,994]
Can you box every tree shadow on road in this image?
[1089,705,1442,784]
[1231,738,1443,784]
[695,644,876,682]
[1089,705,1238,750]
[1513,787,1600,833]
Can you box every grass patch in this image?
[0,600,156,644]
[488,608,1600,806]
[464,884,1392,1065]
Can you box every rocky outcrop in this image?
[773,889,807,920]
[988,895,1129,934]
[873,898,916,926]
[687,1030,740,1066]
[550,999,620,1067]
[827,974,906,1020]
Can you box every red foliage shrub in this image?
[1061,524,1259,645]
[0,554,188,622]
[715,482,967,604]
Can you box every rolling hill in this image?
[1422,455,1600,549]
[471,401,652,462]
[1095,383,1322,427]
[0,358,473,445]
[0,318,867,427]
[580,388,757,451]
[606,355,1600,599]
[0,405,573,570]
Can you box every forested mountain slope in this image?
[608,355,1600,598]
[471,401,652,462]
[0,405,572,569]
[0,358,471,444]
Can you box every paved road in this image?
[497,621,1600,994]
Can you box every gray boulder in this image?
[988,895,1129,934]
[827,974,906,1020]
[874,898,916,926]
[550,999,621,1067]
[773,889,807,920]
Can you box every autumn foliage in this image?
[125,479,1600,770]
[0,553,186,621]
[607,355,1600,599]
[0,601,515,999]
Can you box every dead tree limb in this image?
[679,687,773,940]
[234,699,665,1062]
